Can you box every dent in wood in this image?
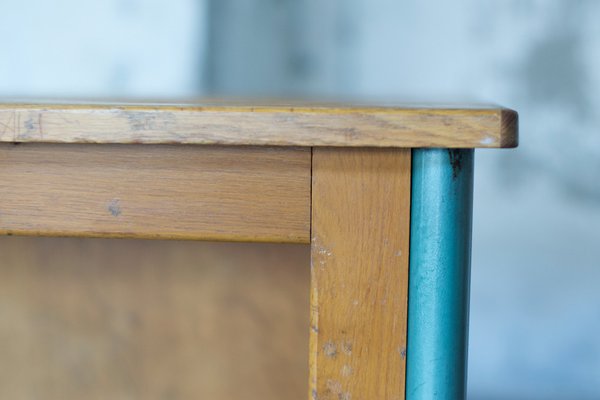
[323,341,337,358]
[0,111,17,141]
[107,199,122,217]
[125,110,176,132]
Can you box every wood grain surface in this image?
[0,102,517,148]
[0,237,310,400]
[310,148,412,400]
[0,143,311,242]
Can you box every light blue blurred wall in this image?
[0,0,205,98]
[1,1,599,399]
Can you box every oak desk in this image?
[0,102,518,400]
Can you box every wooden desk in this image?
[0,102,517,400]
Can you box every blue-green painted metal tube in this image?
[406,149,474,400]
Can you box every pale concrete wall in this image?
[204,0,359,97]
[0,0,206,98]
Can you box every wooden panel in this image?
[310,148,411,400]
[0,102,517,148]
[0,237,310,400]
[0,144,310,242]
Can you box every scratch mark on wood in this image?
[316,245,333,257]
[480,136,494,146]
[341,340,353,356]
[0,112,15,140]
[25,118,35,131]
[326,379,342,395]
[323,341,337,358]
[325,379,351,400]
[341,364,353,377]
[39,114,44,139]
[398,347,407,359]
[107,199,122,217]
[127,112,157,131]
[16,112,20,140]
[126,111,176,132]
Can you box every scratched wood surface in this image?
[0,237,310,400]
[0,102,517,148]
[0,143,311,242]
[310,148,412,400]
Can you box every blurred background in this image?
[1,0,599,399]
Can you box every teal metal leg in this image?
[406,149,474,400]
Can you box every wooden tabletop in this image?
[0,101,517,148]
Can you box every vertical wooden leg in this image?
[309,148,412,400]
[406,149,474,400]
